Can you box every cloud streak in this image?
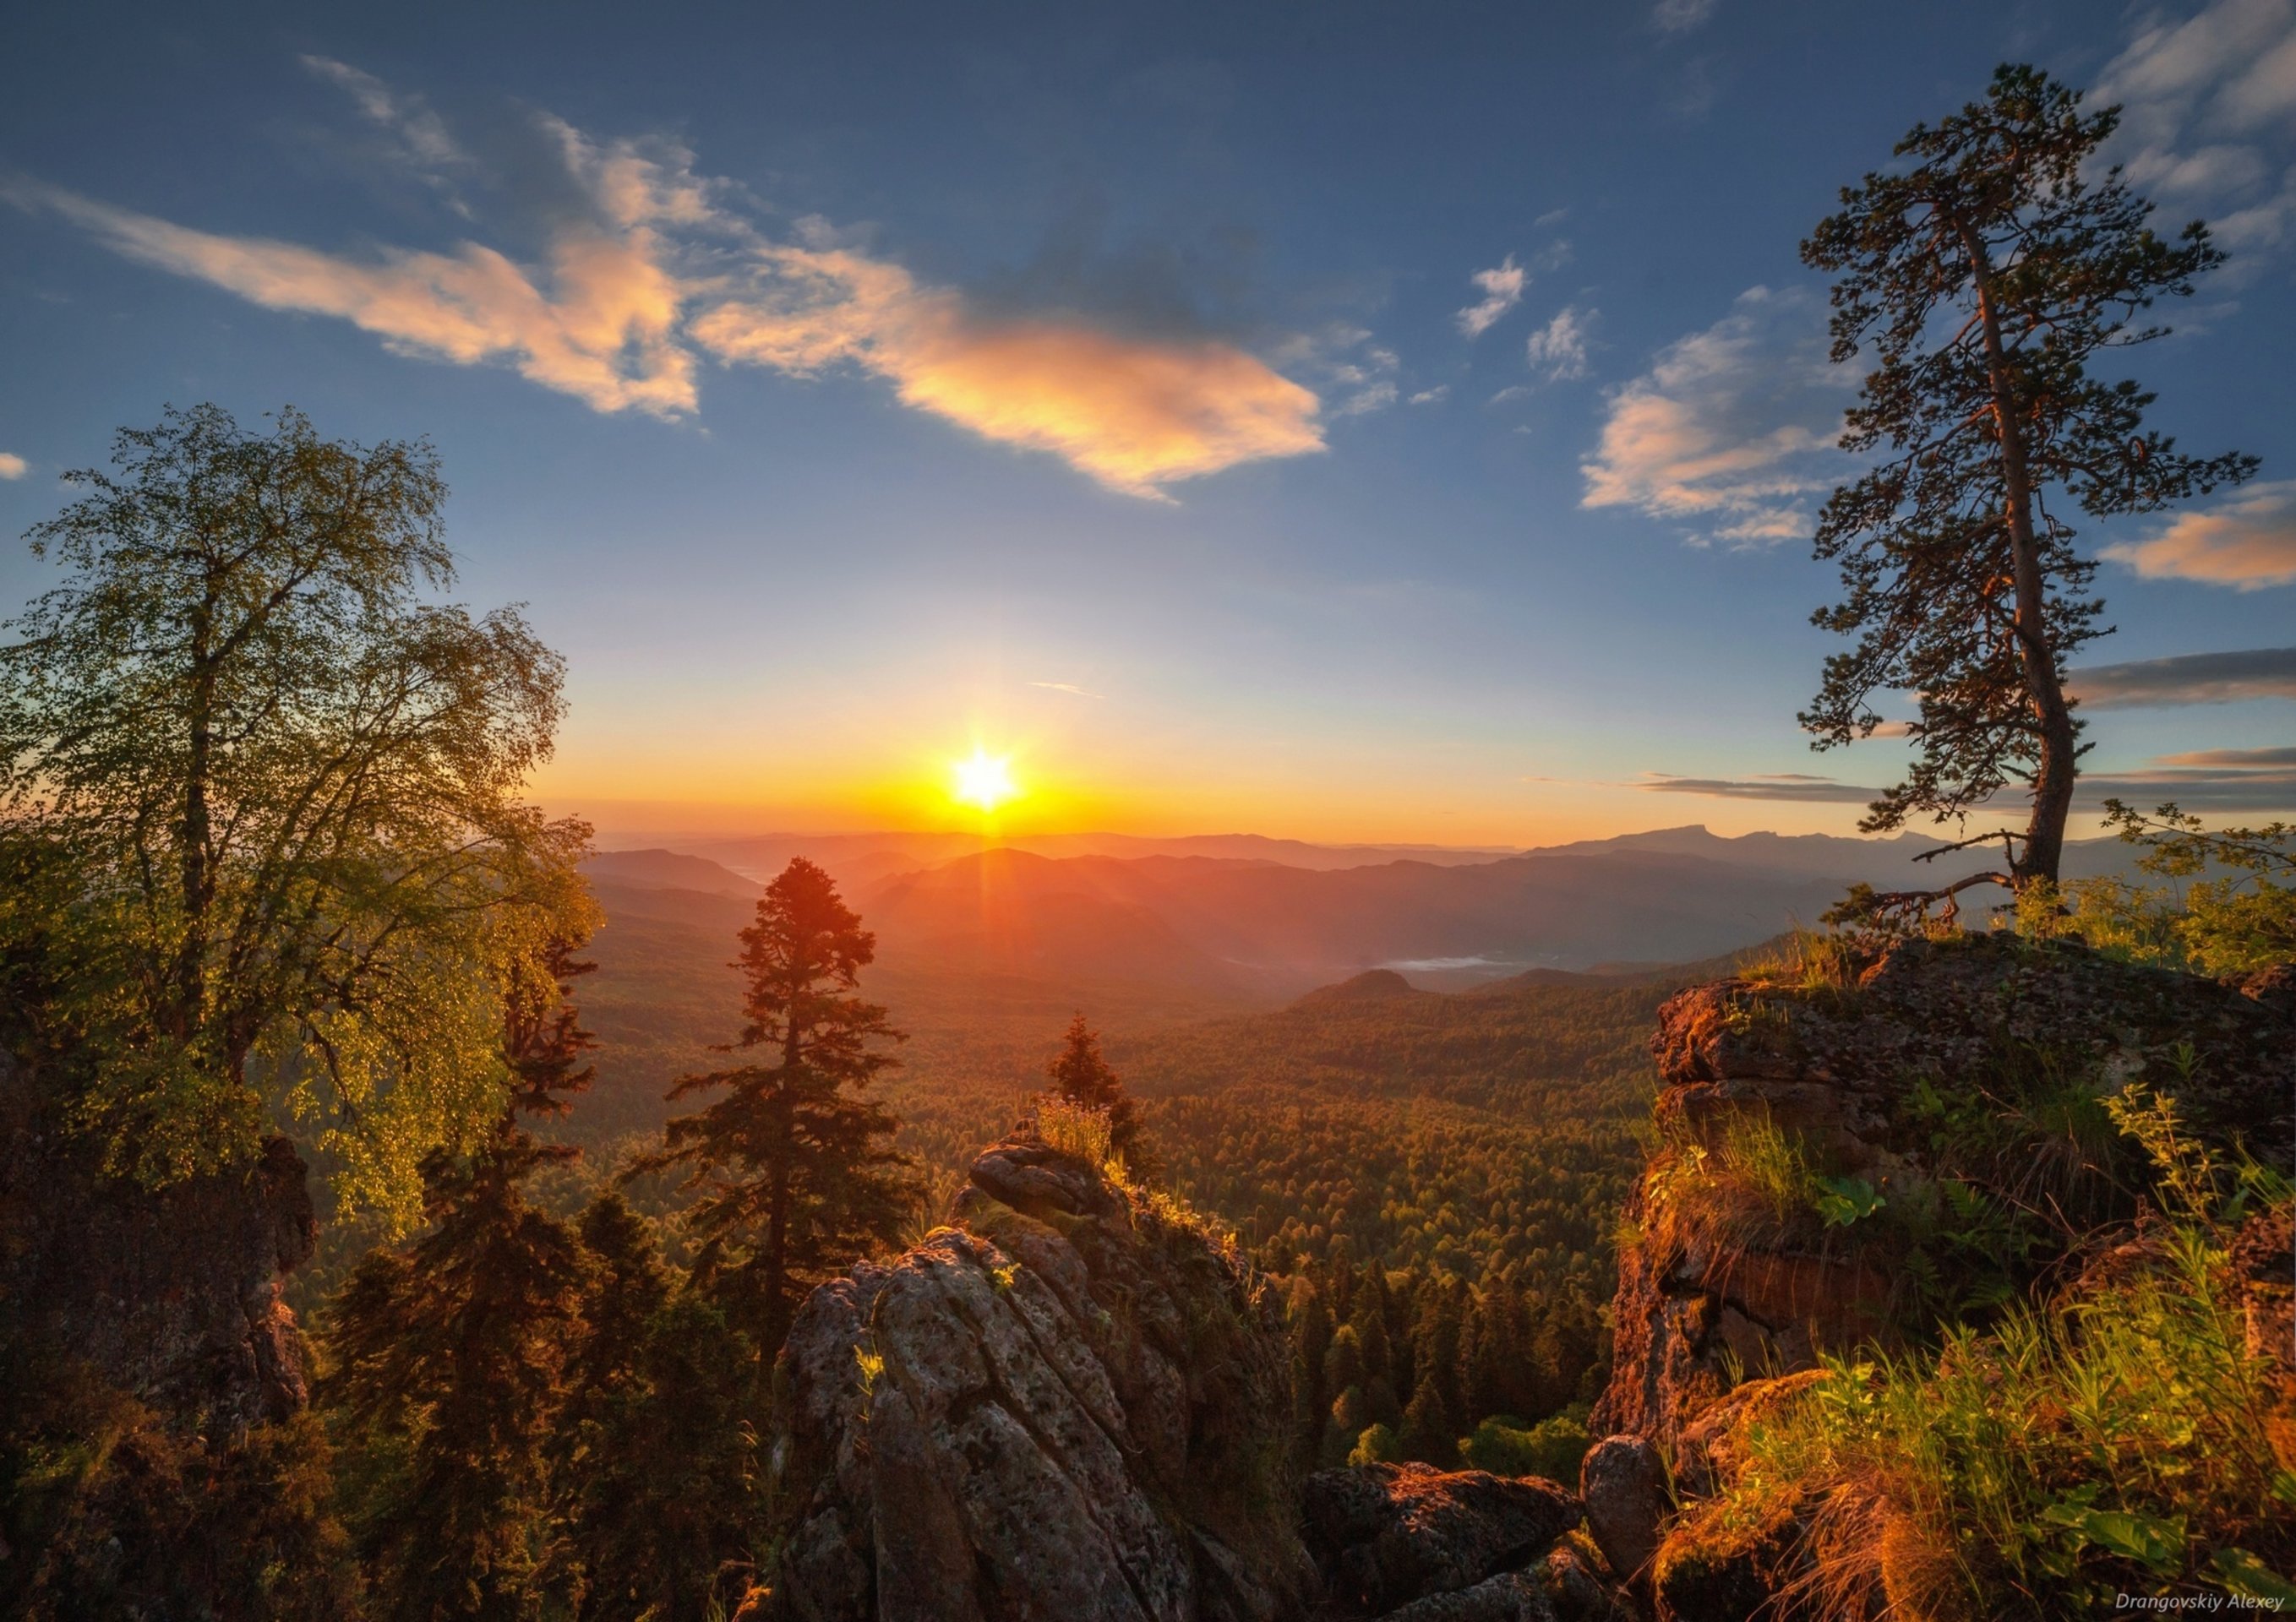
[10,73,1328,498]
[0,453,25,480]
[1635,773,1879,803]
[2102,480,2296,590]
[1456,256,1526,338]
[1639,759,2296,810]
[1580,286,1845,545]
[2070,647,2296,707]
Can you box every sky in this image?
[2,0,2293,846]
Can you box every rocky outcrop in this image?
[1588,933,2296,1619]
[0,1048,315,1433]
[763,1129,1312,1622]
[1301,1462,1584,1616]
[762,1131,1637,1622]
[1596,933,2294,1446]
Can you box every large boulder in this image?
[1300,1462,1590,1617]
[762,1127,1312,1622]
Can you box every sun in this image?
[952,747,1019,814]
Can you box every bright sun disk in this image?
[952,748,1018,814]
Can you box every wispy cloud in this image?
[301,55,462,169]
[0,453,25,480]
[14,178,703,416]
[2097,0,2296,260]
[1407,385,1449,406]
[2156,744,2296,766]
[1524,305,1593,381]
[1638,757,2296,810]
[2081,761,2296,808]
[2102,480,2296,590]
[9,69,1330,498]
[1027,681,1105,699]
[1652,0,1718,35]
[1580,286,1845,546]
[1456,256,1526,338]
[1636,771,1877,803]
[2070,646,2296,707]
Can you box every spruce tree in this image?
[1043,1011,1154,1178]
[325,942,597,1619]
[634,857,916,1354]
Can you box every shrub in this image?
[1458,1407,1593,1483]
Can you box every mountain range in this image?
[581,823,2151,999]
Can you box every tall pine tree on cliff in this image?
[324,941,597,1619]
[635,857,916,1355]
[1798,66,2253,911]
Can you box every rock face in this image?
[1585,933,2296,1619]
[0,1048,315,1432]
[763,1129,1312,1622]
[1595,933,2294,1445]
[765,1132,1636,1622]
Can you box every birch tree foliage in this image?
[0,404,595,1225]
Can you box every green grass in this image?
[1663,1107,2296,1617]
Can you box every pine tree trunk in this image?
[1959,218,2076,888]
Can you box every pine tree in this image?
[1799,65,2254,904]
[1042,1011,1154,1178]
[634,857,917,1354]
[554,1196,756,1621]
[1399,1373,1457,1468]
[325,942,597,1619]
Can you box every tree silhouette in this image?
[324,942,597,1619]
[634,857,915,1354]
[1799,66,2254,906]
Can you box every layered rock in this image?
[1587,933,2296,1619]
[0,1048,314,1432]
[1595,933,2294,1445]
[762,1129,1312,1622]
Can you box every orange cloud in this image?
[2103,480,2296,591]
[21,184,695,416]
[12,81,1328,497]
[690,241,1324,495]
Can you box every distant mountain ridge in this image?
[579,823,2153,1004]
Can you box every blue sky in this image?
[3,0,2291,842]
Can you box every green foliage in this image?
[2083,802,2296,975]
[1458,1408,1593,1484]
[1797,67,2252,884]
[1673,1096,2296,1614]
[0,404,592,1223]
[0,1378,358,1622]
[1347,1423,1402,1467]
